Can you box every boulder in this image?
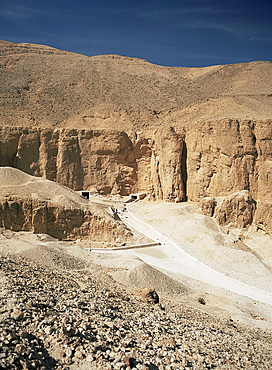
[134,288,159,304]
[200,197,217,217]
[214,190,256,228]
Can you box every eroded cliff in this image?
[0,125,186,201]
[186,119,272,234]
[0,167,136,244]
[0,197,130,242]
[0,120,271,234]
[0,41,271,235]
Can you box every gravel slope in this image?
[1,229,272,369]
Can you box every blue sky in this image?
[0,0,272,67]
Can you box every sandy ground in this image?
[91,199,272,329]
[0,167,93,210]
[129,200,272,293]
[1,195,272,331]
[1,227,272,333]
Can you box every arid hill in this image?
[0,40,271,235]
[0,39,272,129]
[1,41,272,370]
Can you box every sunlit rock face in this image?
[0,119,271,234]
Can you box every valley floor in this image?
[123,200,272,296]
[94,199,272,330]
[1,198,272,369]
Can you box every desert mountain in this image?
[0,39,272,129]
[0,40,271,235]
[1,41,272,370]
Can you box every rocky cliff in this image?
[186,119,271,201]
[0,40,271,235]
[0,196,130,242]
[0,167,136,244]
[186,119,272,234]
[0,119,271,233]
[0,125,186,201]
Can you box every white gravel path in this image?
[95,203,272,306]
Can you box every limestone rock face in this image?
[200,191,257,229]
[0,197,130,242]
[254,201,272,236]
[214,191,256,228]
[186,120,260,201]
[0,166,135,243]
[0,126,185,201]
[0,127,21,167]
[150,127,186,201]
[0,127,140,194]
[189,119,271,233]
[0,119,271,234]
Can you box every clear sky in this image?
[1,0,272,67]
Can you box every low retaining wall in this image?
[88,241,161,252]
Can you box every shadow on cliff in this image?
[181,139,188,201]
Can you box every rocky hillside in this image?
[0,41,272,370]
[0,40,272,129]
[0,167,146,245]
[1,231,272,369]
[0,40,271,234]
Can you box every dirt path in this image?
[93,202,272,306]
